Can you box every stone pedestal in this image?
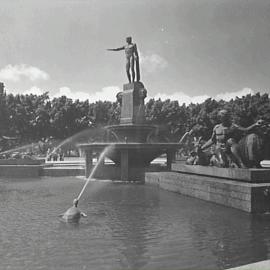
[166,150,174,170]
[120,149,129,181]
[85,150,93,178]
[120,82,146,125]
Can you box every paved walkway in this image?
[228,260,270,270]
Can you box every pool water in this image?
[1,177,270,270]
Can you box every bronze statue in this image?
[107,36,140,83]
[200,110,263,168]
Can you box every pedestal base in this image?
[120,82,146,125]
[145,163,270,213]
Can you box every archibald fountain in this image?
[78,37,180,181]
[78,37,270,214]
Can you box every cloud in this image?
[151,91,210,105]
[23,86,47,96]
[140,52,168,73]
[53,86,121,101]
[150,88,257,105]
[0,64,49,82]
[215,87,254,101]
[22,85,257,106]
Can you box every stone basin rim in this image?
[78,142,181,149]
[106,124,156,128]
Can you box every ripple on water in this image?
[1,177,270,270]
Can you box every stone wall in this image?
[145,169,270,213]
[0,165,42,178]
[41,167,84,177]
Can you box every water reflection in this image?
[102,185,158,269]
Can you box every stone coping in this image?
[145,171,270,213]
[0,159,45,165]
[78,142,181,150]
[106,124,155,129]
[172,163,270,183]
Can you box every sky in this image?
[0,0,270,104]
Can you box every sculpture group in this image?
[184,109,267,168]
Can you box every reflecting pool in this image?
[1,177,270,270]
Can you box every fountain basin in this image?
[78,142,180,165]
[78,142,181,181]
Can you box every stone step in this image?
[172,163,270,183]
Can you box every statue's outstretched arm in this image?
[233,120,263,132]
[107,46,125,51]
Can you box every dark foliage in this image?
[0,90,269,148]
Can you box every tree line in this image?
[0,89,270,148]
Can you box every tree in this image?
[0,83,8,136]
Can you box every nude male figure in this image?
[107,36,140,83]
[201,110,262,168]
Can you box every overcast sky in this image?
[0,0,270,103]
